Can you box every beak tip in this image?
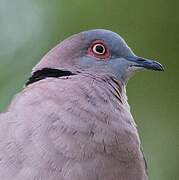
[152,61,164,72]
[158,67,164,71]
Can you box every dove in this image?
[0,29,163,180]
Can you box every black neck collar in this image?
[26,68,75,86]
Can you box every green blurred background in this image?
[0,0,178,179]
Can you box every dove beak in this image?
[126,56,164,71]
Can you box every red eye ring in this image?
[88,40,111,60]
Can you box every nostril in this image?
[138,58,146,62]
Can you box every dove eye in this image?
[88,40,111,60]
[93,44,106,54]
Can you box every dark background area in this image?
[0,0,178,179]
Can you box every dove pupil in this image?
[95,45,105,54]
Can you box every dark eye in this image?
[88,40,111,60]
[92,44,106,55]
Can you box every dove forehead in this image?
[82,29,127,45]
[73,29,133,56]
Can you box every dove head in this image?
[33,29,164,84]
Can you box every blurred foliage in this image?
[0,0,178,179]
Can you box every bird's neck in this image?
[80,72,129,109]
[105,75,130,110]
